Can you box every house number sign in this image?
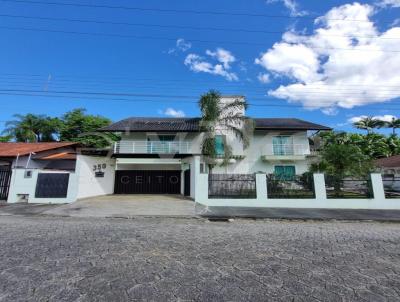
[93,164,107,177]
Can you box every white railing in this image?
[114,141,192,154]
[263,144,310,156]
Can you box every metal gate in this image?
[0,166,12,200]
[184,169,191,196]
[114,170,181,194]
[35,173,70,198]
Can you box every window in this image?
[272,136,293,155]
[274,166,296,180]
[215,135,225,156]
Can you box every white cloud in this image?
[348,115,397,123]
[376,0,400,8]
[168,38,192,54]
[161,108,186,118]
[257,73,271,83]
[184,48,238,81]
[266,0,308,16]
[255,2,400,113]
[205,48,236,69]
[176,38,192,52]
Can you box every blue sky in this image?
[0,0,399,133]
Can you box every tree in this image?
[0,135,11,142]
[59,108,114,148]
[353,117,384,134]
[310,144,373,196]
[384,117,400,135]
[2,114,59,142]
[198,90,254,172]
[314,131,400,159]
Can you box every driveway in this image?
[1,216,400,301]
[43,194,197,218]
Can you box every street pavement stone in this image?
[0,216,400,301]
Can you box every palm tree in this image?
[2,114,59,142]
[198,90,254,172]
[353,117,384,134]
[384,117,400,135]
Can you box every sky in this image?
[0,0,400,134]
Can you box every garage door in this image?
[114,170,181,194]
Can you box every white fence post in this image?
[313,173,327,200]
[370,173,386,201]
[257,174,267,201]
[194,173,208,203]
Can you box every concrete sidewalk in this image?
[42,194,197,218]
[0,202,60,216]
[2,199,400,222]
[201,206,400,222]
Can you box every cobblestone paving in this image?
[0,216,400,302]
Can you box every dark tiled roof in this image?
[254,118,332,131]
[0,142,78,157]
[375,155,400,168]
[99,117,201,132]
[99,117,331,132]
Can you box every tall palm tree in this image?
[353,117,384,134]
[384,117,400,135]
[3,114,59,142]
[199,90,254,171]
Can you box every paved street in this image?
[0,216,400,301]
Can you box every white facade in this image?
[116,130,313,176]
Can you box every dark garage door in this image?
[114,170,181,194]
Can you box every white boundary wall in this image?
[195,173,400,210]
[75,155,116,199]
[7,169,78,204]
[7,155,116,204]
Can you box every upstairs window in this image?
[272,136,293,155]
[215,135,225,156]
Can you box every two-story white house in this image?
[99,96,330,199]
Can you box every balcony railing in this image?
[114,141,192,154]
[263,144,310,156]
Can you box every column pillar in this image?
[370,173,385,201]
[313,173,327,200]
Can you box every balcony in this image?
[114,141,192,154]
[262,144,311,161]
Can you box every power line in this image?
[0,79,399,95]
[1,25,400,53]
[0,72,400,89]
[1,90,400,110]
[0,88,400,102]
[1,13,400,40]
[0,0,382,23]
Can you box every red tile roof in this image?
[375,155,400,168]
[36,152,77,160]
[0,142,78,157]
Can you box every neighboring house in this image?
[375,155,400,177]
[0,142,78,202]
[99,96,330,199]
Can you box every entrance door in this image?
[0,166,12,200]
[114,170,181,194]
